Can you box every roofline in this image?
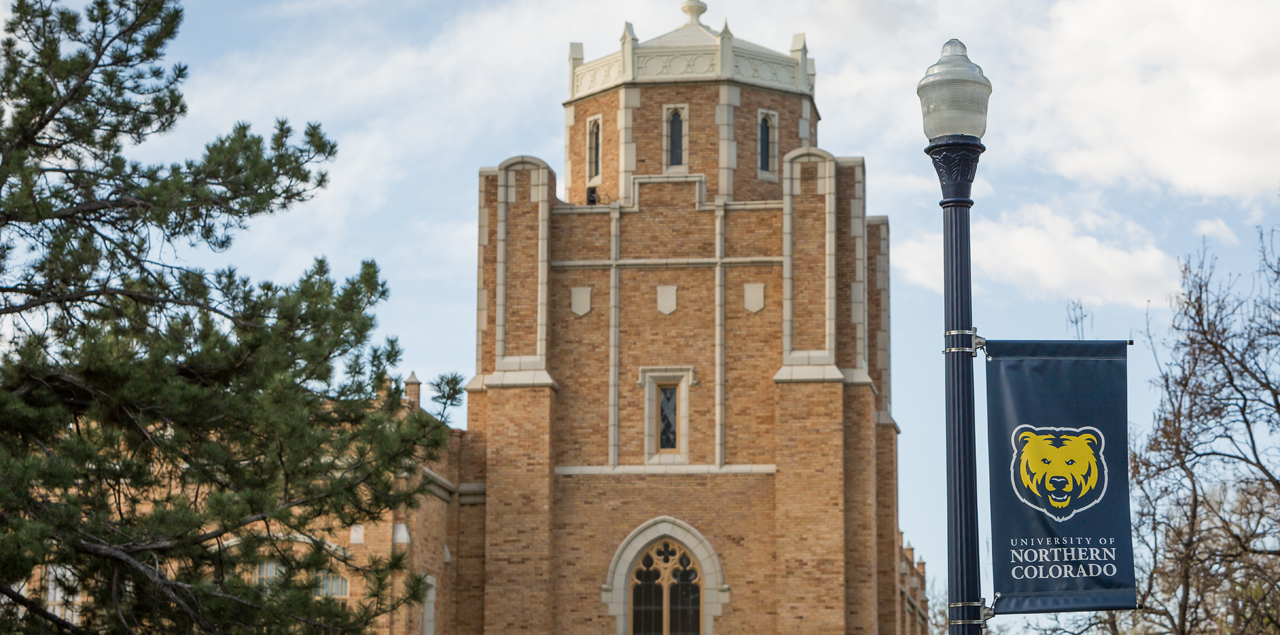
[562,79,820,121]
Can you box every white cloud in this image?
[896,204,1180,307]
[1193,218,1239,245]
[896,232,945,294]
[1000,0,1280,202]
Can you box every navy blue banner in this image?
[985,341,1137,615]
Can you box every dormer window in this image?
[662,105,689,174]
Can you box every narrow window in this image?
[668,111,683,167]
[630,541,701,635]
[759,116,771,171]
[588,120,601,179]
[657,385,678,451]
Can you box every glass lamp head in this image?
[917,39,992,140]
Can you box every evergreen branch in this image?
[0,284,254,326]
[0,583,94,635]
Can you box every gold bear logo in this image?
[1011,425,1107,522]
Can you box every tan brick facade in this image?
[352,7,932,635]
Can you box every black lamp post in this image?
[917,39,992,635]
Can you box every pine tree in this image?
[0,1,445,632]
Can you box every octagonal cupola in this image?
[568,0,816,101]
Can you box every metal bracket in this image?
[948,598,997,631]
[942,328,988,358]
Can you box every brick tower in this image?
[448,2,931,634]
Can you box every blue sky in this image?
[125,0,1280,625]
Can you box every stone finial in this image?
[682,0,707,25]
[791,33,808,56]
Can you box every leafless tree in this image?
[1038,235,1280,635]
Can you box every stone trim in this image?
[571,286,592,316]
[468,168,494,393]
[869,215,892,419]
[637,367,696,465]
[662,104,690,175]
[839,157,869,373]
[552,204,613,214]
[717,85,739,200]
[563,104,575,193]
[799,97,812,148]
[458,482,485,506]
[609,207,621,466]
[556,464,774,475]
[625,173,711,212]
[877,411,901,434]
[618,87,640,206]
[392,523,410,544]
[421,466,457,503]
[422,575,438,635]
[722,200,780,211]
[551,257,781,270]
[774,146,840,383]
[744,283,765,313]
[713,200,726,466]
[601,516,730,635]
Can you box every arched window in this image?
[588,120,601,179]
[631,540,700,635]
[759,116,770,171]
[668,111,683,167]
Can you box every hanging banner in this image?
[985,340,1137,615]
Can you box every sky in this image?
[128,0,1280,628]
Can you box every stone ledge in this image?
[482,370,560,391]
[772,364,843,383]
[554,464,774,475]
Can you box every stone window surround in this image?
[585,113,603,187]
[662,104,690,175]
[638,366,695,465]
[602,516,729,635]
[757,108,779,182]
